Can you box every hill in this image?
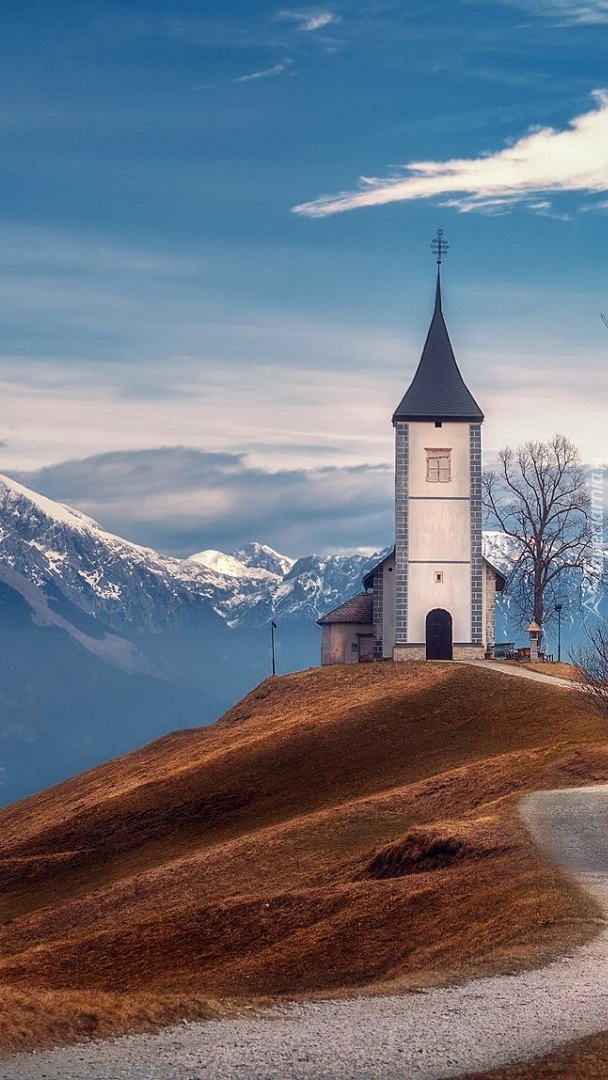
[0,472,377,803]
[0,661,606,1053]
[0,470,600,808]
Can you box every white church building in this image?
[319,234,506,664]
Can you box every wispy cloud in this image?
[185,59,293,93]
[0,224,604,520]
[277,10,338,31]
[233,59,293,83]
[496,0,608,23]
[293,90,608,217]
[581,198,608,211]
[14,449,393,558]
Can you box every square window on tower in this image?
[425,449,451,483]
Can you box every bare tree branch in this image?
[572,625,608,718]
[483,434,593,633]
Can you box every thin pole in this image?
[555,604,562,663]
[558,610,561,663]
[271,620,277,676]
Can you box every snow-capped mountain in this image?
[4,472,603,648]
[0,473,384,804]
[0,475,384,632]
[232,542,295,578]
[0,470,603,808]
[188,548,279,581]
[0,475,249,631]
[483,530,522,576]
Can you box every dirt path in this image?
[457,659,578,689]
[3,786,608,1079]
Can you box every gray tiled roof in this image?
[362,548,394,591]
[392,272,484,424]
[484,557,507,592]
[317,592,373,625]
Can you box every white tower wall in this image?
[393,419,484,661]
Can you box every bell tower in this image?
[392,230,485,660]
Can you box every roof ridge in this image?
[317,592,373,626]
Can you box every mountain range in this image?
[0,473,600,806]
[0,475,382,634]
[0,474,389,805]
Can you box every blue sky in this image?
[1,0,607,556]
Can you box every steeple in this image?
[392,232,484,424]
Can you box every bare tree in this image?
[573,625,608,718]
[483,434,592,632]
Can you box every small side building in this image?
[317,593,375,665]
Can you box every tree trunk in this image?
[533,565,544,635]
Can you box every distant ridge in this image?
[0,471,595,807]
[0,473,384,630]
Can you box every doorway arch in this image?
[426,608,453,660]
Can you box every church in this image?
[319,231,506,664]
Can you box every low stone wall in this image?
[393,644,426,661]
[453,645,485,660]
[484,562,497,650]
[392,644,485,661]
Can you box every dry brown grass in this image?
[457,1032,608,1079]
[0,986,236,1053]
[520,662,581,681]
[0,660,606,1054]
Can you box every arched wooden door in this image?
[426,608,453,660]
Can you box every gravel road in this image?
[3,785,608,1080]
[456,659,579,689]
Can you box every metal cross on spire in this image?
[431,228,449,265]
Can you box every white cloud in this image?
[277,10,337,31]
[14,449,393,557]
[234,59,293,83]
[500,0,608,22]
[0,351,399,475]
[293,90,608,217]
[190,59,293,92]
[0,224,605,524]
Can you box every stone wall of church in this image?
[453,645,485,659]
[483,562,497,648]
[470,424,483,646]
[393,643,485,661]
[381,554,396,658]
[393,644,426,661]
[394,422,409,645]
[372,567,384,659]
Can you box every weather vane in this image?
[431,228,449,265]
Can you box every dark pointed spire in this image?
[434,264,442,313]
[392,231,484,425]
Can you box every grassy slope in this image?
[0,660,607,1053]
[458,1032,608,1080]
